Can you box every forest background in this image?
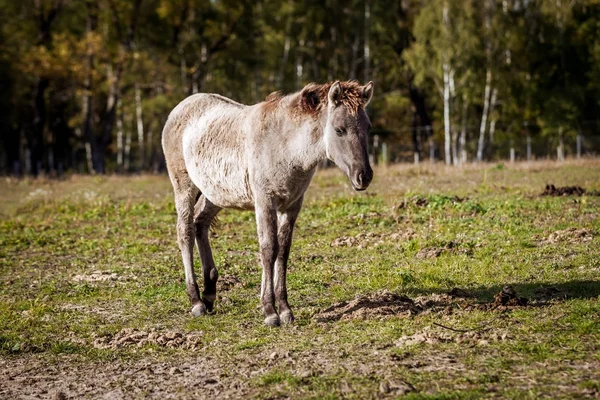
[1,0,600,176]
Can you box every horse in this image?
[161,80,374,326]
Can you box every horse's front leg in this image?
[275,196,303,324]
[255,198,280,326]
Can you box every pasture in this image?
[1,160,599,399]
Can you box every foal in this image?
[162,80,374,326]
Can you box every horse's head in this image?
[323,81,374,191]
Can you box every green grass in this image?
[1,160,599,398]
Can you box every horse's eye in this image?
[335,127,346,137]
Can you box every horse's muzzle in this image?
[351,167,373,191]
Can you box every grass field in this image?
[1,160,599,399]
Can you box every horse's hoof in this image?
[191,303,207,317]
[204,300,214,313]
[264,314,280,327]
[280,310,295,325]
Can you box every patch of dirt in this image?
[92,328,203,350]
[315,286,534,323]
[330,229,416,248]
[379,379,416,395]
[537,228,593,245]
[396,195,466,209]
[395,326,510,348]
[416,241,473,259]
[541,184,587,196]
[313,290,420,322]
[350,211,382,221]
[416,246,445,258]
[72,270,135,284]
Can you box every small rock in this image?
[53,391,67,400]
[169,367,183,375]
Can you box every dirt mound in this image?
[218,274,242,291]
[93,328,203,350]
[491,285,528,307]
[330,229,416,248]
[541,184,586,196]
[315,286,537,323]
[537,228,593,244]
[396,195,465,209]
[416,241,473,259]
[314,290,420,322]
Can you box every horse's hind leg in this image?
[194,196,221,313]
[172,175,204,316]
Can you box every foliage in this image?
[1,0,600,174]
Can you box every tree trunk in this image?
[124,113,132,172]
[116,98,124,172]
[364,0,370,83]
[278,36,291,87]
[442,0,452,166]
[459,96,468,164]
[576,129,582,158]
[487,87,498,159]
[82,0,98,174]
[409,82,432,162]
[451,127,459,166]
[349,29,360,80]
[477,68,492,162]
[135,83,145,170]
[526,133,532,162]
[412,114,421,164]
[85,142,94,174]
[31,78,49,176]
[328,26,337,81]
[96,64,120,174]
[429,134,435,163]
[296,39,304,89]
[180,52,187,94]
[442,60,452,166]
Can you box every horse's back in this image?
[162,93,244,173]
[163,93,253,209]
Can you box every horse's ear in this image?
[362,81,374,107]
[300,85,321,113]
[328,81,342,106]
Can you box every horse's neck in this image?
[278,112,327,172]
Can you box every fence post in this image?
[557,126,564,162]
[381,142,389,166]
[510,139,515,163]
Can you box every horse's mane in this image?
[262,81,365,117]
[299,81,364,116]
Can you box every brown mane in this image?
[262,81,366,117]
[299,81,364,116]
